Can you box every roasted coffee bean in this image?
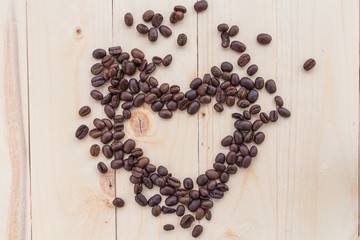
[188,199,201,212]
[130,48,144,60]
[102,55,115,67]
[214,103,224,112]
[108,86,121,95]
[128,79,139,94]
[247,89,259,103]
[90,90,103,101]
[166,100,178,111]
[91,63,104,75]
[226,151,237,165]
[244,130,254,143]
[133,183,143,194]
[120,91,133,101]
[134,157,149,168]
[220,171,229,183]
[185,90,198,100]
[260,112,270,123]
[180,214,195,229]
[242,155,252,168]
[236,155,243,167]
[255,77,264,89]
[257,33,272,45]
[274,96,284,107]
[229,25,239,37]
[250,145,258,157]
[204,210,212,221]
[92,48,106,59]
[156,166,168,176]
[145,164,156,174]
[206,85,217,95]
[221,31,230,48]
[122,109,131,119]
[131,148,143,158]
[111,159,124,169]
[144,93,157,104]
[158,109,172,119]
[139,80,150,92]
[216,183,229,192]
[199,95,211,104]
[143,177,153,189]
[194,0,208,12]
[232,113,244,120]
[151,13,163,27]
[112,197,125,208]
[227,165,238,174]
[189,190,200,199]
[230,41,246,52]
[230,73,240,86]
[254,132,265,144]
[75,124,89,139]
[152,56,163,65]
[102,118,112,130]
[162,54,173,66]
[213,162,226,172]
[216,89,226,103]
[136,24,149,34]
[143,10,154,22]
[217,23,229,32]
[90,144,100,157]
[97,162,108,174]
[163,224,174,231]
[235,120,252,131]
[179,196,191,204]
[146,62,156,74]
[89,129,102,139]
[225,86,237,96]
[176,205,185,216]
[211,66,222,77]
[203,73,211,84]
[247,64,258,76]
[187,101,200,115]
[159,83,170,94]
[117,52,130,63]
[159,25,172,37]
[151,101,163,112]
[215,153,225,163]
[196,174,208,186]
[221,61,233,72]
[237,99,250,108]
[93,118,105,130]
[114,149,124,159]
[118,79,129,91]
[111,140,124,151]
[238,53,251,67]
[190,78,202,90]
[152,205,161,217]
[91,76,106,87]
[165,196,178,206]
[205,169,219,180]
[177,33,187,46]
[109,46,122,56]
[269,110,279,122]
[113,122,124,132]
[133,94,145,107]
[195,208,205,220]
[201,200,213,209]
[207,180,217,191]
[265,79,277,94]
[148,194,162,207]
[123,139,135,153]
[135,194,147,206]
[252,119,263,131]
[243,110,251,120]
[124,13,133,26]
[168,177,181,188]
[178,98,190,110]
[303,58,316,71]
[176,188,188,197]
[277,107,291,117]
[169,12,178,24]
[221,72,232,81]
[104,105,115,118]
[148,27,159,42]
[221,135,233,147]
[240,77,255,90]
[174,5,187,13]
[183,178,194,190]
[162,206,176,214]
[250,105,261,115]
[78,106,91,117]
[102,145,113,158]
[209,189,224,199]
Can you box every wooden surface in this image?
[0,0,358,239]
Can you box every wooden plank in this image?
[112,1,199,239]
[198,1,278,239]
[27,0,116,239]
[276,0,358,239]
[0,0,31,239]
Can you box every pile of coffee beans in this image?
[75,2,317,238]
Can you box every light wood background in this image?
[0,0,358,239]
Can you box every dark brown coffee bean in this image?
[113,122,124,132]
[177,33,187,46]
[221,61,233,72]
[205,169,219,180]
[117,52,130,63]
[142,10,154,22]
[90,144,100,157]
[269,110,279,122]
[260,112,270,123]
[232,113,244,120]
[244,130,254,143]
[226,151,237,165]
[89,129,102,139]
[158,109,172,119]
[176,205,185,216]
[194,0,208,12]
[242,155,252,168]
[179,196,191,204]
[135,194,147,206]
[227,165,238,174]
[169,12,178,24]
[243,110,251,120]
[230,41,246,53]
[178,98,190,111]
[201,200,213,209]
[145,62,156,74]
[90,63,104,75]
[237,99,250,108]
[151,13,163,27]
[102,55,115,67]
[274,96,284,107]
[196,174,208,186]
[211,66,221,77]
[124,13,133,26]
[250,104,261,115]
[190,78,202,90]
[166,100,178,111]
[163,224,174,231]
[109,46,122,56]
[221,31,230,48]
[185,90,198,100]
[102,145,113,158]
[215,153,225,163]
[152,205,161,217]
[229,25,239,37]
[199,95,211,104]
[151,101,164,112]
[257,33,272,45]
[277,107,291,117]
[133,94,145,107]
[148,28,158,42]
[151,56,162,65]
[91,76,106,87]
[238,53,251,67]
[78,106,91,117]
[247,89,259,103]
[174,5,187,13]
[255,77,264,89]
[303,58,316,71]
[75,124,88,139]
[97,162,108,173]
[100,131,113,145]
[240,77,254,90]
[168,177,181,188]
[122,109,131,119]
[205,210,212,221]
[216,89,226,103]
[183,178,194,190]
[123,139,135,153]
[195,208,205,220]
[159,25,172,37]
[213,162,226,172]
[148,194,162,207]
[144,93,157,104]
[90,90,103,101]
[92,49,106,60]
[187,101,200,115]
[250,145,258,157]
[133,183,142,194]
[139,80,150,92]
[214,103,224,112]
[136,24,149,34]
[162,206,176,214]
[219,172,229,183]
[254,132,265,144]
[234,120,252,131]
[221,135,233,147]
[165,196,178,206]
[265,79,277,94]
[217,23,229,32]
[104,105,115,118]
[112,197,125,207]
[189,190,200,199]
[192,225,203,238]
[252,120,263,131]
[247,64,258,76]
[188,199,201,212]
[130,48,144,60]
[175,188,188,197]
[206,85,217,95]
[180,214,195,229]
[157,165,167,176]
[162,54,173,67]
[111,159,124,169]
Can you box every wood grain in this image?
[0,0,31,239]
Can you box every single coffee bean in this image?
[159,25,172,37]
[201,200,213,209]
[168,176,181,188]
[240,77,255,90]
[195,208,205,220]
[221,61,233,72]
[183,178,194,190]
[135,194,147,206]
[215,153,225,163]
[136,24,149,34]
[252,119,263,131]
[174,5,187,13]
[235,120,252,131]
[277,107,291,117]
[109,46,122,56]
[260,112,270,123]
[148,27,158,42]
[112,197,125,208]
[131,48,145,60]
[89,129,102,139]
[217,23,229,32]
[163,224,174,231]
[78,106,91,117]
[111,159,124,169]
[209,189,224,199]
[230,41,246,53]
[117,52,130,63]
[265,79,277,94]
[190,78,202,90]
[91,76,106,87]
[104,105,115,118]
[133,183,142,194]
[165,195,178,206]
[162,206,176,214]
[227,165,238,174]
[243,110,251,120]
[192,225,203,238]
[205,169,220,180]
[157,166,168,176]
[176,205,185,216]
[179,196,191,204]
[185,90,198,100]
[244,129,254,143]
[143,10,154,22]
[158,109,173,119]
[196,174,208,186]
[213,162,226,172]
[189,190,200,199]
[237,99,250,108]
[90,144,100,157]
[90,90,103,101]
[180,214,195,229]
[205,210,212,220]
[254,132,265,144]
[133,94,145,107]
[93,118,105,130]
[75,124,89,139]
[122,109,131,119]
[177,33,187,46]
[247,64,258,76]
[194,0,208,12]
[226,151,237,165]
[247,89,259,103]
[102,145,113,158]
[257,33,272,45]
[166,101,178,111]
[221,135,233,147]
[148,194,162,207]
[199,95,211,104]
[238,53,251,67]
[101,55,115,67]
[255,77,264,89]
[269,110,279,122]
[152,56,163,65]
[250,105,261,114]
[124,13,133,26]
[152,205,161,217]
[97,162,108,174]
[214,103,224,112]
[274,96,284,107]
[92,48,106,59]
[303,58,316,71]
[233,130,243,144]
[90,63,104,75]
[187,101,200,115]
[221,31,230,48]
[229,25,239,37]
[175,188,188,197]
[211,66,222,77]
[102,118,112,130]
[188,199,201,212]
[123,139,135,153]
[151,13,163,27]
[242,155,252,168]
[162,54,173,67]
[250,145,258,157]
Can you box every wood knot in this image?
[74,26,83,38]
[129,111,150,136]
[98,170,115,198]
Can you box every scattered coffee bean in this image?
[277,107,291,117]
[78,106,91,117]
[192,225,203,238]
[238,53,251,67]
[303,58,316,71]
[152,205,161,217]
[90,144,100,157]
[180,214,195,229]
[159,25,172,37]
[230,41,246,53]
[124,13,133,26]
[75,124,89,139]
[176,205,185,216]
[247,64,258,76]
[135,194,147,207]
[136,24,149,34]
[177,33,187,46]
[265,79,277,94]
[92,48,106,59]
[217,23,229,32]
[152,13,164,27]
[254,132,265,144]
[163,54,173,66]
[97,162,108,174]
[143,10,154,22]
[194,0,208,12]
[113,197,125,207]
[148,27,158,42]
[257,33,272,45]
[163,224,175,231]
[162,206,176,214]
[254,77,264,89]
[229,25,239,37]
[174,5,187,13]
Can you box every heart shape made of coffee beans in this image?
[76,22,291,240]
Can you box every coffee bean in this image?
[152,205,161,217]
[90,90,103,101]
[78,106,91,117]
[237,99,250,108]
[230,41,246,53]
[97,162,108,174]
[123,109,131,119]
[235,120,252,131]
[162,206,176,214]
[177,33,187,46]
[142,10,154,22]
[75,124,89,139]
[179,196,191,205]
[232,112,244,120]
[165,196,178,206]
[133,94,145,107]
[135,194,147,207]
[201,200,213,209]
[247,89,259,103]
[196,174,208,186]
[303,58,316,71]
[117,52,130,63]
[136,24,149,34]
[242,155,252,168]
[124,13,133,26]
[176,205,185,216]
[152,56,163,65]
[109,46,122,56]
[101,55,115,67]
[226,151,237,165]
[174,5,187,13]
[104,105,115,119]
[215,153,225,163]
[130,48,144,60]
[180,214,195,229]
[93,118,105,130]
[89,129,102,139]
[251,120,263,131]
[112,197,125,208]
[111,159,124,169]
[265,79,277,94]
[254,132,265,144]
[250,145,258,157]
[147,194,162,207]
[89,144,100,157]
[187,101,200,115]
[213,103,224,112]
[247,64,258,76]
[102,145,113,158]
[277,107,291,117]
[221,135,233,147]
[205,169,219,180]
[240,77,254,90]
[221,31,230,48]
[163,224,174,231]
[123,139,135,153]
[250,104,261,114]
[229,25,239,37]
[257,33,272,45]
[221,61,233,72]
[151,13,163,27]
[188,199,201,212]
[260,112,269,123]
[243,110,251,120]
[195,208,205,220]
[209,189,224,199]
[189,190,200,199]
[90,63,104,75]
[158,109,172,119]
[194,0,208,12]
[238,53,251,67]
[269,110,279,122]
[168,177,181,188]
[91,76,106,87]
[217,23,229,32]
[160,55,172,68]
[102,118,112,130]
[92,48,106,59]
[274,96,284,107]
[156,25,172,39]
[254,77,264,89]
[182,177,194,190]
[175,188,187,197]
